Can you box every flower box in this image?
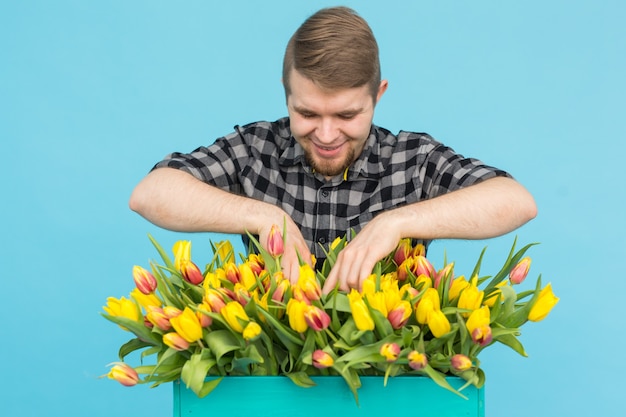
[173,376,484,417]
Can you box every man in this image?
[129,7,536,293]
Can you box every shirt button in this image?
[321,190,329,198]
[318,237,326,244]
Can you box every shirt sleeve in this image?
[418,140,512,200]
[152,128,251,191]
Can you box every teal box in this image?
[173,376,484,416]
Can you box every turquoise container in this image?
[173,376,484,416]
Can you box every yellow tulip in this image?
[103,296,142,330]
[427,309,451,337]
[448,276,469,301]
[466,306,492,346]
[172,240,192,271]
[286,298,309,333]
[239,262,257,290]
[457,284,484,316]
[221,301,249,333]
[365,291,388,317]
[130,288,162,310]
[528,283,559,322]
[243,321,262,341]
[170,307,203,343]
[296,264,321,301]
[215,240,234,263]
[347,290,375,331]
[416,288,439,325]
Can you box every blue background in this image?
[2,1,624,416]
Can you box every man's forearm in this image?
[395,176,537,240]
[129,168,280,235]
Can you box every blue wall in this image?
[2,1,625,416]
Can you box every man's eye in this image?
[338,113,356,120]
[301,113,316,119]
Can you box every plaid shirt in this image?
[154,117,510,261]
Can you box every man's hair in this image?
[282,7,381,100]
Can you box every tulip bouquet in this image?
[102,227,558,402]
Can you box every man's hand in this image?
[322,212,402,293]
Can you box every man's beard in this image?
[304,147,356,178]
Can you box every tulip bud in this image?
[247,254,265,276]
[304,305,331,331]
[271,278,290,303]
[196,304,213,328]
[267,224,284,257]
[132,266,157,294]
[413,256,436,279]
[466,306,492,345]
[204,289,227,313]
[146,306,171,331]
[380,343,401,362]
[162,332,190,351]
[180,259,204,285]
[509,257,531,285]
[451,354,473,372]
[408,351,428,370]
[243,321,262,341]
[528,283,559,322]
[224,262,240,284]
[107,362,139,387]
[388,300,412,329]
[312,350,334,369]
[434,262,454,289]
[163,306,182,318]
[394,238,413,266]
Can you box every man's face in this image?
[286,69,387,178]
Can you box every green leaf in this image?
[181,350,217,396]
[286,371,317,388]
[148,234,175,271]
[101,313,161,345]
[422,365,467,399]
[204,329,243,364]
[118,338,152,360]
[198,377,223,398]
[494,333,528,357]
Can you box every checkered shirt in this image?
[154,117,510,261]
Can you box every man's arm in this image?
[129,168,312,279]
[322,176,537,293]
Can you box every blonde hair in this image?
[282,7,381,99]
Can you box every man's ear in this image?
[376,79,389,104]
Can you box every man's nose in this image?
[315,118,339,144]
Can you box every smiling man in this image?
[129,7,536,293]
